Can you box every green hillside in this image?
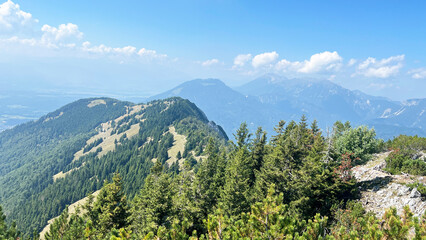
[0,97,227,236]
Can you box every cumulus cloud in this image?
[252,51,278,68]
[233,54,252,68]
[0,1,168,62]
[80,42,168,61]
[201,58,219,66]
[275,51,342,74]
[409,68,426,79]
[355,55,404,78]
[82,41,137,55]
[138,48,167,59]
[0,0,38,34]
[41,23,83,45]
[298,51,342,73]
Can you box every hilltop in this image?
[0,97,227,235]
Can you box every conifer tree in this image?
[45,207,85,240]
[251,127,267,172]
[171,161,198,233]
[129,162,174,237]
[0,206,20,240]
[0,206,6,238]
[220,123,255,216]
[93,173,129,235]
[192,138,226,229]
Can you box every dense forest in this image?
[36,120,426,239]
[1,97,426,239]
[0,97,227,237]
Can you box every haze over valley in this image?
[2,1,426,239]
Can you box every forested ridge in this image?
[1,97,426,239]
[0,97,227,238]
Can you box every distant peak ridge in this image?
[150,75,426,139]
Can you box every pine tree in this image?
[0,205,20,240]
[251,127,267,172]
[129,162,174,237]
[45,206,85,240]
[0,205,8,238]
[254,120,293,200]
[171,161,198,233]
[233,122,251,148]
[193,138,226,227]
[220,124,256,216]
[220,147,252,216]
[93,173,129,235]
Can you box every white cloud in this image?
[0,1,168,62]
[252,51,278,68]
[201,58,219,66]
[275,51,342,74]
[298,51,342,73]
[82,41,111,53]
[82,41,137,55]
[0,0,38,34]
[233,54,252,68]
[80,42,168,61]
[115,46,136,55]
[138,48,167,59]
[275,59,301,72]
[409,68,426,79]
[348,58,357,66]
[41,23,83,45]
[0,35,37,45]
[356,55,404,78]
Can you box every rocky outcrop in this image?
[353,152,426,217]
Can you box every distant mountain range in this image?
[151,74,426,139]
[2,74,425,139]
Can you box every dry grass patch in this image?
[40,190,100,239]
[166,126,187,166]
[54,111,145,181]
[43,112,63,123]
[87,99,106,108]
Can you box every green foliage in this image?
[220,123,255,216]
[254,117,358,219]
[44,207,85,240]
[1,96,406,239]
[0,97,227,237]
[406,182,426,198]
[129,162,175,237]
[193,139,226,216]
[94,173,129,235]
[0,205,20,240]
[384,135,426,176]
[83,137,103,153]
[333,124,380,164]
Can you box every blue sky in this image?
[1,0,426,100]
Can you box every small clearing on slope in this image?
[166,126,187,166]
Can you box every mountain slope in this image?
[376,99,426,130]
[149,78,284,136]
[237,74,400,126]
[151,76,426,139]
[0,97,227,235]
